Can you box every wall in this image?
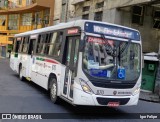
[53,0,62,24]
[0,0,5,8]
[117,6,160,53]
[106,0,153,9]
[67,0,75,21]
[73,0,160,53]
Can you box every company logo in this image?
[2,114,11,119]
[113,91,117,95]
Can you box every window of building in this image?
[0,0,5,8]
[43,9,50,26]
[8,14,18,30]
[0,15,6,26]
[96,1,104,9]
[82,14,89,20]
[94,11,103,21]
[82,6,90,12]
[21,13,32,26]
[132,6,145,25]
[26,0,31,5]
[35,11,42,25]
[153,10,160,29]
[18,0,22,5]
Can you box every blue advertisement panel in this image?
[84,22,140,41]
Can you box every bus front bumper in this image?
[73,88,139,106]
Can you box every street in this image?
[0,58,160,122]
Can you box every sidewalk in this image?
[139,91,160,103]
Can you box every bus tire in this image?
[49,78,59,104]
[19,65,25,81]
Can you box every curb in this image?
[139,98,160,103]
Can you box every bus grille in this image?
[96,97,130,105]
[92,82,135,89]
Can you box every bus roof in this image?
[15,20,140,38]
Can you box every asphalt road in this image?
[0,58,160,122]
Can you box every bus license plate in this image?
[107,102,119,107]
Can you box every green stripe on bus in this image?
[36,57,58,64]
[36,57,45,61]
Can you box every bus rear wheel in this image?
[19,65,25,81]
[49,78,59,104]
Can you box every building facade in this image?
[71,0,160,53]
[0,0,54,57]
[58,0,160,95]
[53,0,76,23]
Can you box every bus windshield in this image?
[83,36,141,81]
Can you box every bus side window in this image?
[53,32,63,57]
[36,35,41,53]
[21,37,29,53]
[15,38,22,53]
[40,34,46,55]
[36,34,45,54]
[13,38,16,52]
[15,41,20,53]
[48,32,58,56]
[44,33,52,55]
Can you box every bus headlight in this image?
[132,87,140,96]
[79,78,93,94]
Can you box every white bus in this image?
[10,20,142,106]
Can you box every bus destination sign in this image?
[67,28,79,34]
[85,22,140,41]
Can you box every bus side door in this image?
[10,38,22,72]
[27,36,37,78]
[62,36,80,101]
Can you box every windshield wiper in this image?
[101,34,116,57]
[120,39,132,58]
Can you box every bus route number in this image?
[97,90,104,95]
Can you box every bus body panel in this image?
[30,55,64,91]
[18,54,31,78]
[10,53,18,72]
[73,86,139,106]
[73,52,141,106]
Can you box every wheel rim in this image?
[51,82,57,99]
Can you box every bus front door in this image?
[62,36,79,101]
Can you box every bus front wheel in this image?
[49,78,59,104]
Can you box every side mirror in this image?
[79,35,87,52]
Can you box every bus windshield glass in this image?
[83,36,141,81]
